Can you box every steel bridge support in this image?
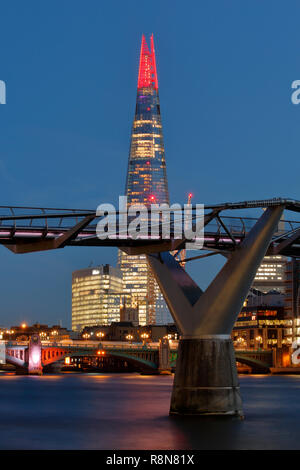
[147,206,284,417]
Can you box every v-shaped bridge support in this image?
[147,206,284,417]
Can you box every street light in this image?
[236,337,246,349]
[126,334,134,343]
[256,335,263,350]
[140,332,149,347]
[96,332,105,339]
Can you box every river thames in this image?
[0,372,299,450]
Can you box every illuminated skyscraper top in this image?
[125,34,169,207]
[137,34,158,90]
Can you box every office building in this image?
[118,34,172,325]
[232,295,292,350]
[284,259,300,344]
[252,216,286,293]
[252,255,286,293]
[72,264,123,331]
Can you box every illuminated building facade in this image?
[0,323,74,341]
[119,34,172,325]
[232,304,292,350]
[252,255,286,293]
[284,259,300,344]
[252,218,286,294]
[233,290,293,351]
[284,259,300,318]
[72,265,123,331]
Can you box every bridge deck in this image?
[0,198,300,256]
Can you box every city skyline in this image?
[1,1,300,327]
[2,2,300,453]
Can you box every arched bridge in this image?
[2,336,274,374]
[235,349,274,372]
[2,336,174,374]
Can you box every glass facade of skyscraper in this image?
[119,34,172,325]
[126,93,169,205]
[72,264,123,331]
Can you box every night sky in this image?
[0,1,300,327]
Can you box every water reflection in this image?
[0,373,299,449]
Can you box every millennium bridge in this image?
[1,197,300,417]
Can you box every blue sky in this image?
[0,1,300,327]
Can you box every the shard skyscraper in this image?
[118,34,172,325]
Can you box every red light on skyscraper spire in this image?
[137,34,158,89]
[150,34,158,90]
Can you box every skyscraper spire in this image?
[150,34,158,90]
[125,34,168,207]
[137,34,158,90]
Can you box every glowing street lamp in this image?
[126,334,134,343]
[256,335,263,350]
[96,332,105,339]
[140,332,149,346]
[236,337,246,349]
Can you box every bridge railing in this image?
[41,341,161,350]
[4,340,178,351]
[1,204,299,243]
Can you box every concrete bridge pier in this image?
[147,206,284,417]
[158,337,172,375]
[28,334,43,375]
[170,336,241,415]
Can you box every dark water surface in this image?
[0,372,300,450]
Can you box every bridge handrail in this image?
[4,340,178,351]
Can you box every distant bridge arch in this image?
[235,350,273,372]
[104,349,158,372]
